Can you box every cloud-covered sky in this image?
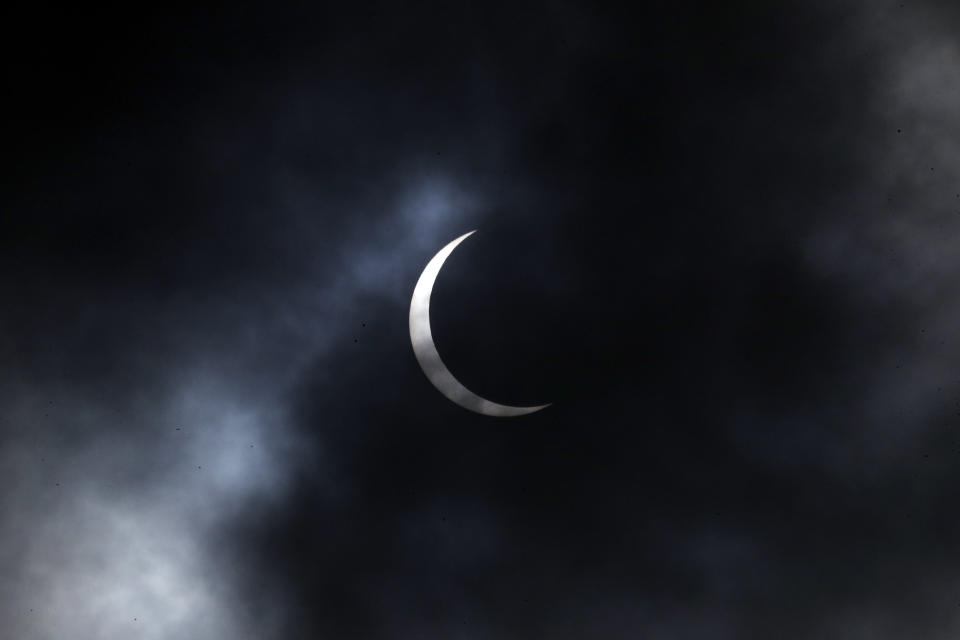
[3,1,960,638]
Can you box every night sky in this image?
[4,1,960,638]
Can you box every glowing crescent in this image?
[409,230,550,417]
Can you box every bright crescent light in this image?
[409,230,550,417]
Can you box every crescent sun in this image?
[409,230,551,417]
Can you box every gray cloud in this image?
[4,1,960,638]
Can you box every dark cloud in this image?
[3,0,960,638]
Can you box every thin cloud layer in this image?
[3,1,960,638]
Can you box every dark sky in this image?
[4,1,960,638]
